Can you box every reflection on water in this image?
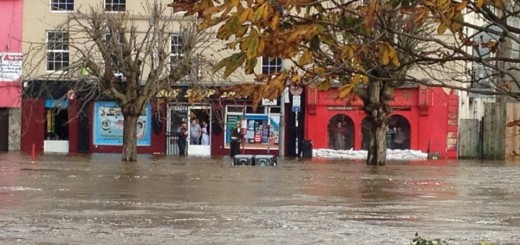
[0,152,520,244]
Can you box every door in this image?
[166,104,188,155]
[0,109,8,151]
[187,105,211,156]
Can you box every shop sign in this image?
[0,53,22,82]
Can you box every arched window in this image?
[328,114,354,150]
[388,115,411,150]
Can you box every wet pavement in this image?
[0,152,520,244]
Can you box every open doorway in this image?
[188,106,211,156]
[0,109,8,151]
[43,99,70,153]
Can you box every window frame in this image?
[170,33,197,79]
[262,57,282,75]
[46,31,70,72]
[50,0,74,12]
[104,33,125,78]
[104,0,126,12]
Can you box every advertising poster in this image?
[0,53,23,82]
[93,101,151,146]
[225,113,280,149]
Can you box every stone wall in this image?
[9,108,20,151]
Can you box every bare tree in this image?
[23,2,218,161]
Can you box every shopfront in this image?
[304,85,458,159]
[165,103,212,156]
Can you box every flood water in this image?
[0,152,519,244]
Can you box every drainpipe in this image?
[279,88,287,157]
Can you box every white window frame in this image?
[170,34,195,79]
[105,0,126,12]
[50,0,74,12]
[46,31,69,72]
[104,33,125,79]
[262,57,282,75]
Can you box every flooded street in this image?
[1,153,519,244]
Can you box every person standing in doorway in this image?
[201,121,210,145]
[190,119,201,145]
[393,126,409,150]
[177,121,188,155]
[333,122,349,150]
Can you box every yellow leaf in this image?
[262,3,272,22]
[238,8,252,23]
[437,23,447,34]
[291,73,301,84]
[236,25,248,38]
[476,0,484,8]
[253,3,267,22]
[455,0,468,11]
[256,38,265,54]
[317,78,332,90]
[246,36,259,59]
[230,0,240,7]
[392,55,400,66]
[338,84,354,98]
[270,12,280,31]
[298,50,313,66]
[380,50,390,65]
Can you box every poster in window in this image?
[225,113,280,149]
[93,101,151,146]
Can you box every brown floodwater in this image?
[0,152,519,244]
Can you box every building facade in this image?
[303,85,459,159]
[0,0,23,151]
[20,0,284,157]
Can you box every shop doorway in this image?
[0,109,8,151]
[327,114,354,150]
[43,99,70,153]
[166,104,188,155]
[187,106,211,156]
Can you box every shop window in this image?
[388,115,410,150]
[93,101,152,146]
[361,115,411,150]
[328,114,354,150]
[224,105,280,150]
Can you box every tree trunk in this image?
[367,118,388,165]
[363,80,393,166]
[122,114,139,162]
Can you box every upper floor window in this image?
[104,33,125,77]
[46,31,69,72]
[170,34,184,70]
[262,57,282,74]
[51,0,74,11]
[105,0,126,12]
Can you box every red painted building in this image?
[304,85,458,159]
[0,0,23,151]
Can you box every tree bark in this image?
[362,80,393,166]
[122,114,139,162]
